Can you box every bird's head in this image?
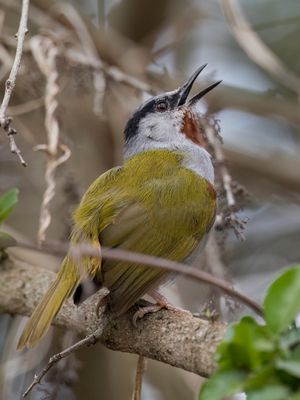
[124,64,221,158]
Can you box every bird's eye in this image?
[156,101,168,112]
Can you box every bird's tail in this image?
[17,255,80,349]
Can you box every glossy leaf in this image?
[276,359,300,378]
[247,384,290,400]
[276,345,300,378]
[216,317,274,371]
[199,369,246,400]
[280,328,300,351]
[264,266,300,334]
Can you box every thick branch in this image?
[0,255,226,377]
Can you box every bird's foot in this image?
[132,290,190,327]
[150,290,191,315]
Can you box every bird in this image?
[17,64,220,349]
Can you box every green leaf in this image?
[264,265,300,334]
[199,369,246,400]
[276,359,300,378]
[0,231,17,249]
[280,328,300,351]
[288,392,300,400]
[247,384,290,400]
[0,188,19,224]
[245,365,275,390]
[216,317,274,371]
[276,346,300,378]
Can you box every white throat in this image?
[124,111,214,184]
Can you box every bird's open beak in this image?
[177,64,222,107]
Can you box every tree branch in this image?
[221,0,300,96]
[0,0,29,166]
[0,255,226,378]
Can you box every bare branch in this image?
[203,117,247,240]
[0,256,226,379]
[132,356,146,400]
[0,0,29,116]
[0,0,29,166]
[221,0,300,97]
[22,329,100,398]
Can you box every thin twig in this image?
[39,330,80,398]
[22,327,103,398]
[203,116,247,240]
[221,0,300,97]
[18,240,262,316]
[132,356,146,400]
[57,4,106,117]
[0,0,63,32]
[0,0,29,166]
[30,35,71,244]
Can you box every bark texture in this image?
[0,255,226,377]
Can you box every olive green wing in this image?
[17,166,126,349]
[72,166,125,240]
[71,166,128,277]
[99,169,216,315]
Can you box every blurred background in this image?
[0,0,300,398]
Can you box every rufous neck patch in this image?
[181,110,205,147]
[205,179,217,200]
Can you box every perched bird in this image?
[18,64,220,349]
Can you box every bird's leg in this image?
[149,290,190,315]
[149,290,175,309]
[132,290,190,327]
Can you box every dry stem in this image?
[204,117,247,240]
[0,0,30,166]
[22,328,101,397]
[132,356,146,400]
[30,35,71,244]
[221,0,300,97]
